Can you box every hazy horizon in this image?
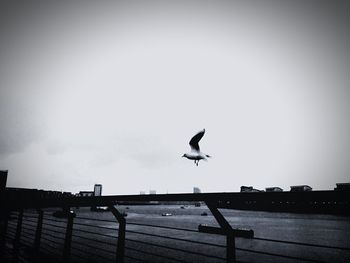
[1,0,350,195]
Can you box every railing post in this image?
[13,209,23,261]
[34,209,44,253]
[63,210,75,262]
[226,231,235,262]
[108,205,126,263]
[206,202,236,262]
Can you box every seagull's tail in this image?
[206,155,211,158]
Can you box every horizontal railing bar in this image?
[40,236,63,249]
[7,218,20,224]
[6,232,16,238]
[19,232,34,240]
[7,221,18,226]
[125,237,225,260]
[127,222,198,233]
[21,228,35,237]
[43,217,67,224]
[73,221,118,231]
[41,234,63,243]
[6,229,16,236]
[42,221,66,229]
[125,254,150,263]
[6,230,17,236]
[71,244,114,262]
[42,227,66,236]
[75,216,116,223]
[7,224,17,230]
[72,248,111,260]
[21,221,37,229]
[125,246,189,263]
[20,236,34,245]
[22,221,37,227]
[22,217,38,223]
[72,240,115,254]
[39,239,58,250]
[21,227,36,234]
[73,227,118,239]
[236,247,329,263]
[6,190,350,210]
[20,234,35,243]
[126,229,226,248]
[9,213,19,217]
[23,214,39,218]
[72,233,116,246]
[21,228,36,235]
[18,241,33,249]
[23,210,38,214]
[42,231,66,241]
[253,236,350,251]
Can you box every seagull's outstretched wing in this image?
[189,129,205,152]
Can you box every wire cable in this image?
[125,237,225,260]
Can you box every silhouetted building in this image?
[78,191,94,197]
[193,187,202,206]
[290,185,312,192]
[94,184,102,196]
[149,190,158,204]
[240,186,262,192]
[193,187,201,194]
[1,170,8,191]
[265,187,283,192]
[334,183,350,191]
[4,188,73,201]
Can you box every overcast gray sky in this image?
[1,0,350,195]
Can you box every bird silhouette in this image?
[182,129,211,166]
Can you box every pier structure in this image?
[1,189,350,262]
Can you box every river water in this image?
[71,204,350,263]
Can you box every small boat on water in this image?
[162,213,173,216]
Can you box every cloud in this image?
[1,0,350,194]
[0,102,43,156]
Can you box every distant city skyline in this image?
[1,1,350,195]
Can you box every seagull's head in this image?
[182,154,187,158]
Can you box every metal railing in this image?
[1,191,350,262]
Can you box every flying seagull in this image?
[182,129,211,166]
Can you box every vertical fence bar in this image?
[226,231,236,262]
[34,209,43,253]
[109,205,126,263]
[13,209,23,261]
[63,210,75,262]
[206,202,236,262]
